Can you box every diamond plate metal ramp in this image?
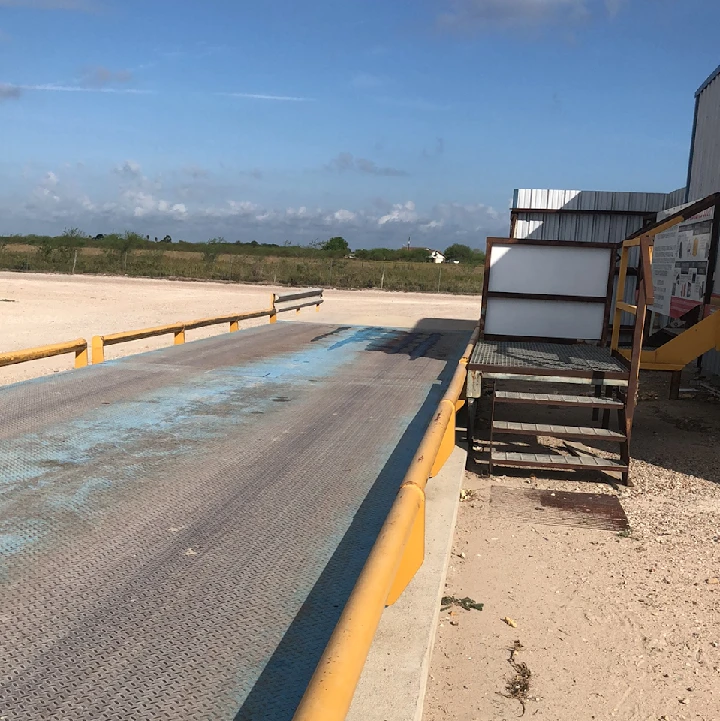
[0,322,469,721]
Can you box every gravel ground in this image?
[424,372,720,721]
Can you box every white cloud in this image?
[604,0,624,17]
[438,0,589,28]
[219,92,311,102]
[334,209,357,222]
[327,152,408,177]
[16,83,151,95]
[81,66,133,88]
[0,0,96,8]
[123,190,187,219]
[378,201,417,225]
[0,83,21,100]
[115,160,143,178]
[3,163,507,246]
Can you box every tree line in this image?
[0,229,485,265]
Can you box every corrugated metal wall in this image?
[688,66,720,202]
[511,188,683,327]
[686,66,720,376]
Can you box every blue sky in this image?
[0,0,718,248]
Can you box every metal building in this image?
[510,188,684,325]
[686,65,720,203]
[685,65,720,376]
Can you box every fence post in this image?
[269,294,277,324]
[72,249,78,275]
[174,328,186,345]
[91,336,105,364]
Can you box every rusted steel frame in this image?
[601,244,619,346]
[0,338,88,369]
[478,239,493,337]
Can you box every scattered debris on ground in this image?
[440,595,484,612]
[425,371,720,721]
[499,640,532,715]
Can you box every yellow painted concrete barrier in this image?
[0,338,88,370]
[292,324,478,721]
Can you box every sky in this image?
[0,0,719,249]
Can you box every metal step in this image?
[492,421,626,442]
[494,390,623,409]
[491,450,627,472]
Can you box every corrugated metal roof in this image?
[696,64,720,97]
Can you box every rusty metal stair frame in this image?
[490,451,627,472]
[488,381,631,485]
[493,390,624,409]
[491,420,626,442]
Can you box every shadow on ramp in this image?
[234,340,465,721]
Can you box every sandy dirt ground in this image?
[424,373,720,721]
[0,271,480,385]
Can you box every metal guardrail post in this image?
[74,344,89,368]
[91,336,105,364]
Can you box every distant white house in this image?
[428,250,445,264]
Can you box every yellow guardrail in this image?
[292,324,479,721]
[0,338,89,370]
[1,288,324,370]
[92,289,324,363]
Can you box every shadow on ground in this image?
[234,323,471,720]
[468,370,720,487]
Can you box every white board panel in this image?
[484,298,605,340]
[488,245,611,297]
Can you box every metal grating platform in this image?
[468,341,629,379]
[0,322,468,721]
